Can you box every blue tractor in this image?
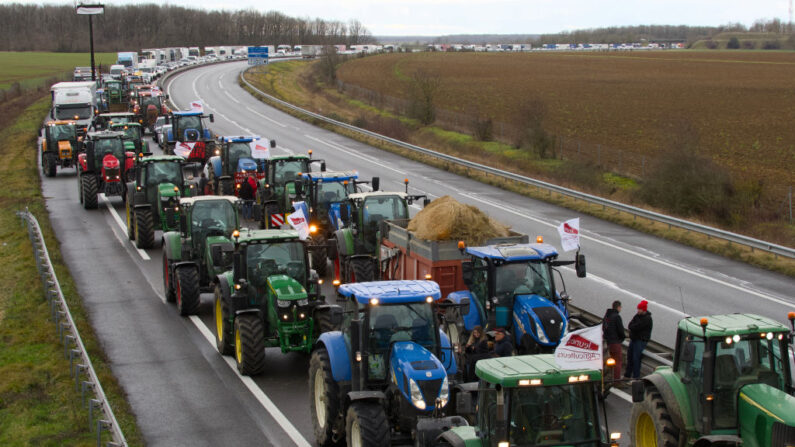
[443,241,586,363]
[309,280,468,446]
[206,135,274,196]
[165,110,215,163]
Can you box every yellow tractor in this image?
[41,120,79,177]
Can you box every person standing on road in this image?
[625,300,653,379]
[492,328,513,357]
[239,175,256,219]
[603,300,625,382]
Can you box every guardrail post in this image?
[81,381,94,408]
[88,399,101,429]
[97,420,111,446]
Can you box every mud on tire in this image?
[629,386,680,447]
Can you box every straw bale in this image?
[407,195,510,245]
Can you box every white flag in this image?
[174,141,196,158]
[557,217,580,252]
[249,141,270,159]
[189,100,204,113]
[554,325,603,370]
[286,207,310,240]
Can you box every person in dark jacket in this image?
[624,300,653,379]
[239,175,256,219]
[464,325,490,380]
[492,327,513,357]
[603,300,626,381]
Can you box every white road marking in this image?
[610,387,632,403]
[304,135,407,176]
[229,95,241,104]
[189,316,312,447]
[246,107,287,127]
[101,194,150,260]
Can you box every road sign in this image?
[248,46,269,66]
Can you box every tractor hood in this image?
[157,182,180,198]
[739,383,795,429]
[237,157,257,172]
[390,341,448,411]
[267,274,307,300]
[513,293,567,347]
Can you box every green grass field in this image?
[0,51,116,90]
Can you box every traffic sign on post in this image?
[248,46,269,66]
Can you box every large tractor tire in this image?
[309,348,343,447]
[218,178,234,196]
[310,237,329,277]
[314,308,340,334]
[82,175,98,209]
[162,251,175,303]
[125,197,135,240]
[43,153,57,177]
[214,286,234,355]
[629,387,680,447]
[351,258,376,283]
[345,401,390,447]
[134,207,155,249]
[175,266,201,316]
[234,314,266,375]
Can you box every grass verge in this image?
[0,96,143,446]
[241,63,795,278]
[0,52,117,90]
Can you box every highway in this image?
[40,60,794,445]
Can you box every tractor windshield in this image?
[315,181,353,213]
[93,138,125,166]
[51,124,76,141]
[146,161,182,186]
[367,302,436,379]
[176,115,202,133]
[228,143,252,170]
[117,126,141,142]
[495,261,553,302]
[272,160,305,184]
[506,383,601,447]
[190,200,237,247]
[141,96,161,109]
[246,241,306,289]
[361,195,409,251]
[56,105,92,120]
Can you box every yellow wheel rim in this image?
[235,324,242,364]
[215,298,223,343]
[636,412,657,447]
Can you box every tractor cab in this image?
[131,90,168,131]
[258,153,323,228]
[77,131,134,206]
[109,122,148,154]
[104,80,124,105]
[166,110,215,162]
[206,136,274,195]
[92,112,135,132]
[333,191,413,256]
[298,170,359,232]
[441,355,619,447]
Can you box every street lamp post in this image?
[76,4,105,82]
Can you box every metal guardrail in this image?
[17,209,127,447]
[238,68,795,260]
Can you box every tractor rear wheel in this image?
[311,237,329,277]
[351,258,375,283]
[214,286,234,355]
[234,314,266,375]
[162,251,175,303]
[309,348,343,447]
[134,207,155,249]
[125,197,135,240]
[630,386,680,447]
[345,401,390,447]
[219,178,233,196]
[43,153,57,177]
[82,175,98,209]
[175,266,200,316]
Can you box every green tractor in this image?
[630,313,795,447]
[257,152,324,229]
[162,196,240,315]
[40,120,79,177]
[91,112,135,132]
[124,154,198,248]
[109,122,149,154]
[437,354,621,447]
[105,79,124,106]
[213,228,338,375]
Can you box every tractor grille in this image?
[535,306,563,343]
[418,378,442,409]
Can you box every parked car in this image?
[157,124,171,149]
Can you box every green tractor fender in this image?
[436,426,482,447]
[162,231,182,262]
[737,383,795,447]
[334,228,355,257]
[637,367,694,434]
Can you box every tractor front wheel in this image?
[629,386,679,447]
[134,207,155,249]
[314,308,340,334]
[125,197,135,240]
[175,266,200,315]
[345,401,390,447]
[214,286,234,355]
[309,348,342,447]
[350,258,375,283]
[162,251,175,303]
[234,314,265,375]
[310,236,329,277]
[43,153,57,177]
[82,175,98,209]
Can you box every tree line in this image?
[0,3,375,52]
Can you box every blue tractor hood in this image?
[512,293,568,348]
[390,341,448,412]
[237,157,257,172]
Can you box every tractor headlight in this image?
[409,378,426,410]
[277,299,290,308]
[438,376,449,407]
[531,318,549,344]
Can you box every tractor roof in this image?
[220,135,259,143]
[179,195,238,206]
[172,111,203,117]
[99,112,134,117]
[679,314,790,338]
[271,154,310,161]
[338,280,441,304]
[465,243,558,262]
[46,120,76,126]
[110,122,142,128]
[237,228,300,244]
[139,155,184,163]
[348,191,408,201]
[475,354,602,387]
[86,130,125,140]
[302,170,358,182]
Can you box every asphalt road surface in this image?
[39,60,794,445]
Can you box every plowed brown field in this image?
[336,51,795,190]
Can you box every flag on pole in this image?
[189,100,204,113]
[174,141,197,158]
[249,140,271,159]
[554,325,603,370]
[557,217,580,252]
[286,202,310,240]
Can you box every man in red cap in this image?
[624,300,653,379]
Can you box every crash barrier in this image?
[17,209,127,447]
[239,67,794,260]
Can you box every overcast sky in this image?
[32,0,794,35]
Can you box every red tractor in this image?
[77,130,135,209]
[131,88,169,135]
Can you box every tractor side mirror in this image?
[179,215,188,235]
[339,205,349,222]
[165,94,170,100]
[270,139,276,148]
[329,306,343,327]
[295,181,303,196]
[233,252,242,283]
[320,161,326,171]
[458,297,471,316]
[252,204,262,222]
[682,341,696,363]
[371,177,380,191]
[210,244,229,266]
[209,113,215,123]
[575,253,586,278]
[461,261,474,287]
[631,380,645,403]
[455,391,474,416]
[423,198,431,207]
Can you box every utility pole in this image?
[76,4,105,81]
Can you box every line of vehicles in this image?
[41,58,795,447]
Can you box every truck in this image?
[50,81,97,136]
[301,45,323,58]
[116,52,138,70]
[188,47,200,58]
[630,313,795,447]
[109,64,125,80]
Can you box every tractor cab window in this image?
[272,160,304,184]
[141,96,160,109]
[508,383,600,447]
[56,105,92,120]
[367,302,436,380]
[190,200,237,248]
[246,241,306,292]
[146,161,182,187]
[469,257,489,311]
[93,138,125,163]
[227,143,252,170]
[315,181,351,213]
[361,195,408,251]
[494,261,552,304]
[676,334,705,430]
[176,115,202,134]
[118,126,141,141]
[478,384,497,444]
[51,125,75,141]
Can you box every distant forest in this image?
[0,3,375,52]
